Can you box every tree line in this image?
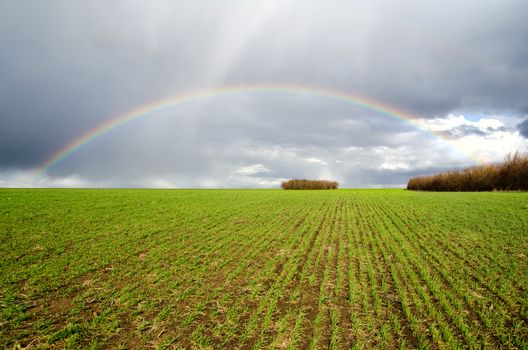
[407,152,528,191]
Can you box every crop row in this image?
[1,189,526,348]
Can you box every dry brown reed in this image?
[407,151,528,191]
[281,179,339,190]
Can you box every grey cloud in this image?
[518,118,528,138]
[46,97,420,178]
[440,124,508,139]
[1,0,527,187]
[222,0,528,116]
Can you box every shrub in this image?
[407,152,528,191]
[281,179,339,190]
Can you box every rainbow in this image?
[38,83,480,172]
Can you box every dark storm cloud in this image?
[1,0,527,187]
[518,119,528,138]
[0,1,223,169]
[222,0,528,116]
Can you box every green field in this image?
[1,189,527,349]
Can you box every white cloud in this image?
[226,163,285,188]
[144,178,178,189]
[0,170,89,188]
[378,162,410,171]
[454,132,528,163]
[304,157,328,165]
[418,114,528,163]
[228,175,285,188]
[418,114,505,132]
[231,163,271,175]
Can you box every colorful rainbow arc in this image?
[38,83,480,173]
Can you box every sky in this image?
[1,0,528,188]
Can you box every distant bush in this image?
[407,152,528,191]
[281,179,338,190]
